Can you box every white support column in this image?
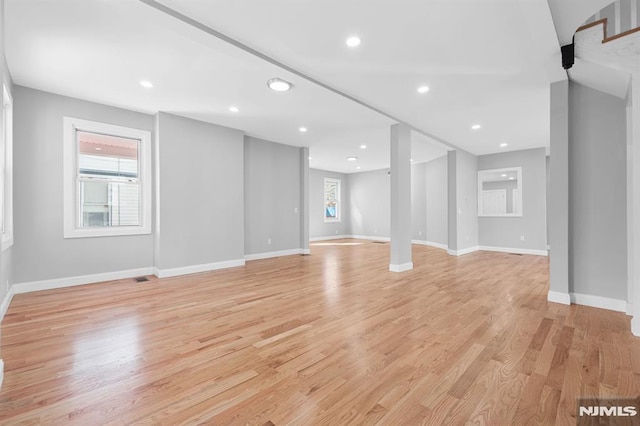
[389,123,413,272]
[548,80,571,305]
[300,147,310,255]
[630,73,640,336]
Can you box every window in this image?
[63,117,151,238]
[1,84,13,251]
[324,177,341,222]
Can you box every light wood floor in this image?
[0,240,638,425]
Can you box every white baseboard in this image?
[627,303,634,316]
[351,235,391,242]
[0,359,4,389]
[301,249,311,255]
[571,293,627,313]
[309,235,351,242]
[412,240,448,250]
[0,285,15,322]
[478,245,548,256]
[447,246,479,256]
[13,267,155,295]
[389,262,413,272]
[245,249,303,261]
[155,259,245,279]
[547,290,571,305]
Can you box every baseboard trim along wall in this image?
[309,235,351,242]
[547,291,571,305]
[411,240,448,250]
[389,262,414,272]
[245,249,304,261]
[478,246,549,256]
[447,246,479,256]
[571,292,627,313]
[0,359,4,389]
[0,286,16,322]
[13,267,156,295]
[154,259,245,279]
[351,235,391,242]
[627,303,634,316]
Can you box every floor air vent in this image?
[133,276,150,283]
[372,241,388,244]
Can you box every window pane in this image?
[325,180,338,219]
[77,131,139,179]
[80,181,140,227]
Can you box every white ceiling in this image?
[6,0,567,173]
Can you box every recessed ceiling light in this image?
[501,174,507,177]
[509,177,515,180]
[500,143,508,148]
[140,80,153,88]
[346,36,361,47]
[417,86,430,94]
[267,78,293,92]
[308,156,312,160]
[299,127,307,133]
[360,144,367,149]
[410,158,414,162]
[347,156,358,161]
[229,106,239,113]
[471,124,481,130]
[356,166,361,170]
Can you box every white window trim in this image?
[63,117,151,238]
[1,84,13,251]
[324,177,341,223]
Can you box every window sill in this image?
[64,226,151,239]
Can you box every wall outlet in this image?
[520,235,525,241]
[335,230,338,234]
[418,230,422,236]
[267,238,272,245]
[294,207,298,214]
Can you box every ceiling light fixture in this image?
[471,124,481,130]
[360,144,367,149]
[347,156,358,161]
[346,36,361,47]
[308,156,312,160]
[509,177,515,180]
[500,143,508,148]
[417,86,430,94]
[229,106,239,113]
[299,127,307,133]
[140,80,153,88]
[356,166,361,170]
[267,78,293,92]
[501,174,507,177]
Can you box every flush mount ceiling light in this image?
[347,156,358,161]
[139,80,153,88]
[229,106,239,113]
[267,78,293,92]
[299,127,308,133]
[500,143,508,147]
[360,144,367,149]
[417,86,430,94]
[471,124,481,130]
[346,36,361,47]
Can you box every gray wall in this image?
[349,169,390,238]
[448,150,478,251]
[426,155,448,246]
[478,148,547,251]
[244,136,301,255]
[411,162,427,240]
[309,168,350,238]
[13,87,154,283]
[569,82,627,300]
[156,112,244,269]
